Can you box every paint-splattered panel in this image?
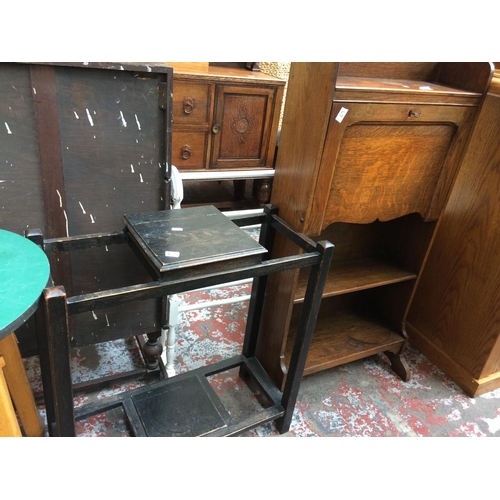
[0,63,45,234]
[0,63,173,353]
[53,66,170,345]
[56,66,166,234]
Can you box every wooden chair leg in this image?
[0,356,22,437]
[0,333,43,437]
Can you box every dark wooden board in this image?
[123,205,266,274]
[0,62,173,354]
[0,64,46,233]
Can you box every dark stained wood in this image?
[29,62,174,74]
[66,252,320,315]
[123,206,267,277]
[43,286,75,437]
[1,62,174,354]
[29,65,67,239]
[406,69,500,396]
[162,70,173,207]
[256,62,493,390]
[39,207,333,436]
[29,64,74,296]
[0,64,46,233]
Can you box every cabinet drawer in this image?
[173,81,211,125]
[172,131,209,169]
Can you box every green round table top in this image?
[0,229,50,340]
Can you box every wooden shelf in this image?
[334,76,483,105]
[294,255,417,303]
[336,76,482,97]
[286,306,406,377]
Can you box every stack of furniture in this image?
[406,63,500,396]
[253,62,494,389]
[170,63,285,208]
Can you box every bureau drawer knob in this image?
[212,124,222,134]
[408,110,422,118]
[183,97,194,114]
[181,145,191,160]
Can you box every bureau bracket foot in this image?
[384,351,410,382]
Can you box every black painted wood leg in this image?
[25,229,56,432]
[240,205,277,381]
[385,351,411,382]
[43,286,76,437]
[143,332,162,370]
[233,179,246,201]
[276,240,334,434]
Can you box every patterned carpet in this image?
[24,277,500,438]
[20,225,500,438]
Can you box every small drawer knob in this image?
[212,124,222,134]
[181,145,191,160]
[183,97,194,114]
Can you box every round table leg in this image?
[0,356,22,436]
[0,333,43,437]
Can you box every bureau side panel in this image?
[407,88,500,379]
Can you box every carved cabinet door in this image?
[210,85,277,169]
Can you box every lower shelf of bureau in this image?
[285,300,407,377]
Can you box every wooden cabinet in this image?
[171,65,285,206]
[406,65,500,397]
[254,62,493,389]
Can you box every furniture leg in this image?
[252,179,272,207]
[0,356,22,436]
[143,332,163,371]
[233,179,246,200]
[385,351,411,382]
[276,240,334,433]
[43,286,75,437]
[34,306,56,432]
[162,295,180,377]
[0,332,43,436]
[25,228,57,427]
[242,205,277,358]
